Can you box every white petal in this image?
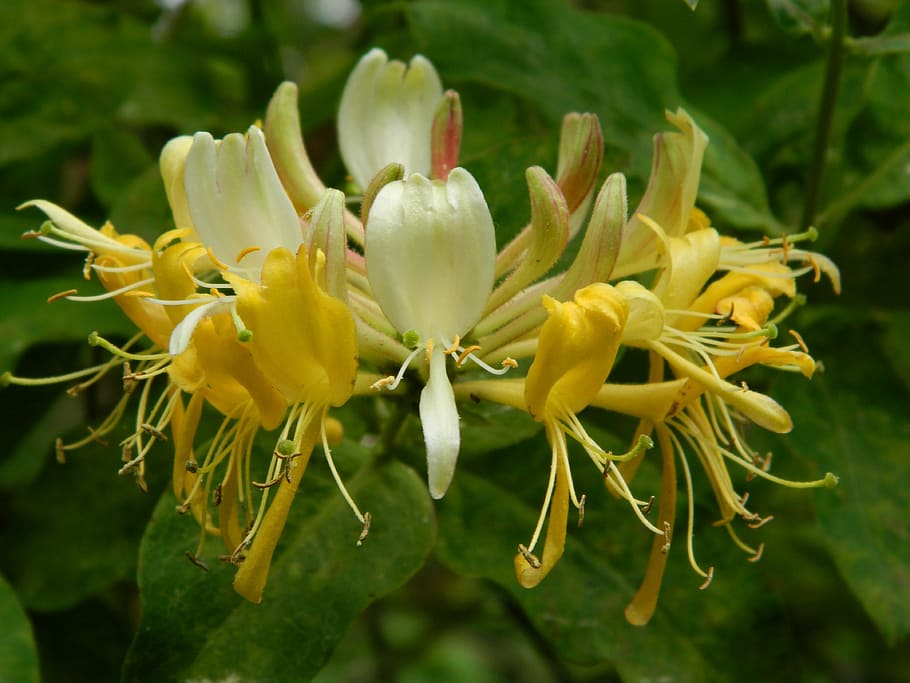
[168,298,234,356]
[338,48,443,189]
[184,126,301,280]
[365,168,496,340]
[160,136,195,232]
[420,347,460,499]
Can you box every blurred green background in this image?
[1,1,908,681]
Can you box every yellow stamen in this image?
[236,246,262,264]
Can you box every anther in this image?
[252,474,285,489]
[175,503,190,515]
[748,543,765,563]
[47,288,78,303]
[55,438,67,464]
[698,566,715,590]
[425,338,434,364]
[134,470,148,493]
[82,251,95,280]
[235,246,261,264]
[206,247,229,270]
[577,494,586,528]
[141,423,168,441]
[739,492,750,507]
[370,376,395,391]
[517,544,541,569]
[748,515,774,529]
[357,511,372,546]
[185,551,210,572]
[443,335,461,355]
[641,495,656,515]
[455,345,481,366]
[661,521,672,554]
[501,357,519,369]
[740,381,749,392]
[184,459,199,474]
[212,483,223,506]
[808,255,821,282]
[788,329,809,353]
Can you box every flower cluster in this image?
[5,48,839,619]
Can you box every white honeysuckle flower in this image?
[338,47,444,191]
[365,168,496,498]
[183,125,303,282]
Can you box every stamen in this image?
[442,335,461,355]
[577,494,586,528]
[748,515,774,529]
[82,252,95,280]
[501,357,519,369]
[235,246,261,264]
[206,247,230,270]
[661,521,672,554]
[320,414,369,539]
[63,277,156,302]
[89,332,169,362]
[455,345,482,366]
[517,543,541,569]
[372,346,422,392]
[788,329,809,353]
[748,543,765,563]
[698,566,715,590]
[357,512,372,547]
[184,551,210,572]
[47,289,78,303]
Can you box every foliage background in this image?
[1,0,908,681]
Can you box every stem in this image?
[801,0,848,229]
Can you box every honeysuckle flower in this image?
[338,48,446,190]
[365,168,497,498]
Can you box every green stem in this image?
[801,0,848,229]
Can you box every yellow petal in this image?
[525,283,628,419]
[228,247,358,407]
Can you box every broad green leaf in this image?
[769,315,910,643]
[0,430,166,612]
[0,0,149,167]
[123,448,435,682]
[0,573,39,683]
[696,110,785,233]
[90,129,155,209]
[0,275,135,373]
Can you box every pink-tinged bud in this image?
[360,162,405,227]
[556,112,604,229]
[264,82,326,212]
[430,90,463,180]
[482,167,569,316]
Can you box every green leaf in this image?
[0,573,39,683]
[123,449,435,682]
[769,314,910,643]
[696,110,785,233]
[0,274,135,373]
[0,431,166,612]
[0,0,149,167]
